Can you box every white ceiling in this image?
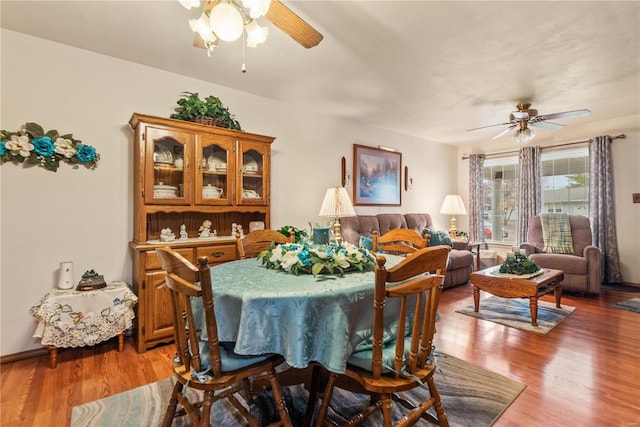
[2,1,639,153]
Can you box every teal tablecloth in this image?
[209,256,403,374]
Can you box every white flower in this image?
[332,252,350,269]
[6,135,33,157]
[280,250,301,271]
[54,137,77,158]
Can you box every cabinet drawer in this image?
[196,244,237,264]
[145,248,194,271]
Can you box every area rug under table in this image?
[70,353,525,427]
[611,297,640,313]
[456,295,576,334]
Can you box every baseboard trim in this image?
[0,347,48,365]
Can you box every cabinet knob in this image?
[210,250,225,257]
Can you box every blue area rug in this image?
[456,295,576,334]
[611,297,640,313]
[70,353,525,427]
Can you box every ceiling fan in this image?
[467,103,591,140]
[191,0,323,50]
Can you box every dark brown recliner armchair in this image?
[520,215,602,294]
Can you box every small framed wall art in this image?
[353,144,402,206]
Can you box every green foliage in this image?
[170,92,242,130]
[277,225,309,243]
[499,252,541,275]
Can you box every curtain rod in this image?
[461,134,626,160]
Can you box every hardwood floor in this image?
[1,284,639,426]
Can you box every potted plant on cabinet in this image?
[170,92,242,130]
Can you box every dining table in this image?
[202,254,409,425]
[208,255,404,375]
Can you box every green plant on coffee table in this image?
[499,250,541,275]
[277,225,308,243]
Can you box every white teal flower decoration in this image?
[258,241,375,277]
[1,122,99,172]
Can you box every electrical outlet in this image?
[633,193,640,203]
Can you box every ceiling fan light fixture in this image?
[190,12,218,43]
[242,0,271,19]
[178,0,201,10]
[210,3,244,42]
[245,20,269,47]
[511,127,536,144]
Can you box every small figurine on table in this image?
[76,269,107,291]
[179,224,188,239]
[160,228,176,242]
[199,220,213,238]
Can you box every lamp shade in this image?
[319,187,356,218]
[440,195,467,215]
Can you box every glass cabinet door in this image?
[196,135,234,205]
[238,140,269,205]
[144,127,193,205]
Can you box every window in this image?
[483,157,519,243]
[479,147,589,244]
[541,148,589,215]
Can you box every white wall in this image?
[1,30,459,356]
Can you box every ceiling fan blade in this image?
[530,121,565,131]
[492,125,517,140]
[193,32,206,49]
[466,121,514,132]
[537,109,591,121]
[265,0,323,48]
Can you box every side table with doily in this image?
[30,281,138,368]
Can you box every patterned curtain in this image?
[590,136,623,283]
[518,146,541,244]
[468,154,484,242]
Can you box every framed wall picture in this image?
[353,144,402,206]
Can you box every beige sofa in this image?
[341,213,474,289]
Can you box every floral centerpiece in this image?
[257,241,376,277]
[0,122,99,172]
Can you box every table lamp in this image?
[440,194,467,238]
[318,187,356,244]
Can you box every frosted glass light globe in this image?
[210,3,244,42]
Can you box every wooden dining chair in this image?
[314,245,451,427]
[372,229,429,256]
[155,247,292,427]
[237,229,294,259]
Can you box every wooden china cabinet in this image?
[128,113,274,353]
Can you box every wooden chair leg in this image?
[198,390,215,427]
[267,369,292,427]
[426,376,449,427]
[162,381,182,427]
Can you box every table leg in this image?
[303,364,326,427]
[48,345,58,369]
[473,286,480,312]
[529,296,539,326]
[117,332,125,352]
[554,285,562,308]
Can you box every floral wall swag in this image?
[0,122,99,172]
